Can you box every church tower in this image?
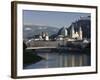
[79,26,82,40]
[61,26,68,37]
[70,24,75,38]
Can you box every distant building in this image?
[39,34,43,40]
[70,24,83,40]
[56,35,63,40]
[60,26,68,37]
[56,24,83,41]
[45,32,49,40]
[32,32,49,41]
[41,32,49,41]
[79,27,83,40]
[56,26,68,40]
[57,26,68,37]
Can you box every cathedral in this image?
[57,24,83,40]
[70,24,83,40]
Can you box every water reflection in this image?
[23,51,91,69]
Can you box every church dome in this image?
[58,27,68,36]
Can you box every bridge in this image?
[26,46,57,50]
[26,46,82,52]
[25,40,90,53]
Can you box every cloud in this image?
[25,28,32,30]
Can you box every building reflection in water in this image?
[23,52,91,69]
[58,53,90,67]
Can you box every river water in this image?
[23,50,91,69]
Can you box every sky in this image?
[23,10,90,28]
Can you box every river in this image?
[23,50,91,69]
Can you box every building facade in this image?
[70,24,83,40]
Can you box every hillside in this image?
[23,25,59,39]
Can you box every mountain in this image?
[23,25,59,39]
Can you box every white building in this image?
[78,27,83,40]
[56,35,64,40]
[42,32,49,41]
[70,24,83,40]
[45,34,49,40]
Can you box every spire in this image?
[72,24,75,33]
[79,26,82,32]
[79,26,82,40]
[70,23,75,38]
[61,26,68,36]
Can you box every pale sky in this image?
[23,10,90,28]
